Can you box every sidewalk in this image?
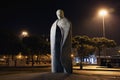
[73,65,120,71]
[0,72,120,80]
[73,65,120,76]
[0,65,120,80]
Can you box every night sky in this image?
[1,0,120,45]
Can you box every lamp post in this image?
[98,9,108,66]
[99,9,108,37]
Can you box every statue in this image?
[50,9,72,73]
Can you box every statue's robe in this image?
[50,17,72,73]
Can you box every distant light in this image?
[21,31,28,37]
[71,54,74,58]
[99,9,108,16]
[118,50,120,53]
[25,56,28,58]
[35,55,37,58]
[3,56,6,58]
[16,52,22,59]
[17,55,22,59]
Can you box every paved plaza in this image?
[0,65,120,80]
[0,72,120,80]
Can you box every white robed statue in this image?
[50,9,72,73]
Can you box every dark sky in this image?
[1,0,120,45]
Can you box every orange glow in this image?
[71,54,74,58]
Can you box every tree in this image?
[72,35,94,69]
[72,35,117,67]
[22,35,50,66]
[92,37,117,65]
[0,29,22,66]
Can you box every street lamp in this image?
[99,9,108,37]
[21,31,29,37]
[98,9,108,66]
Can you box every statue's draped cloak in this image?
[50,18,72,73]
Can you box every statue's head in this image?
[56,9,64,19]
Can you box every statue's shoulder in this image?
[62,18,72,27]
[63,18,71,24]
[52,20,58,26]
[51,20,59,31]
[51,20,56,27]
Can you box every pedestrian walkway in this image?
[0,65,120,80]
[0,72,120,80]
[73,65,120,76]
[73,65,120,71]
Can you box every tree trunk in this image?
[79,55,83,70]
[14,59,17,67]
[32,55,34,67]
[6,58,9,66]
[7,55,10,66]
[36,55,39,64]
[98,48,101,66]
[79,44,84,70]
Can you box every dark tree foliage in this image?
[0,29,22,55]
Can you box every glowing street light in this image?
[98,9,108,37]
[99,10,108,17]
[21,31,29,37]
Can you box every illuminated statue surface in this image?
[50,9,72,73]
